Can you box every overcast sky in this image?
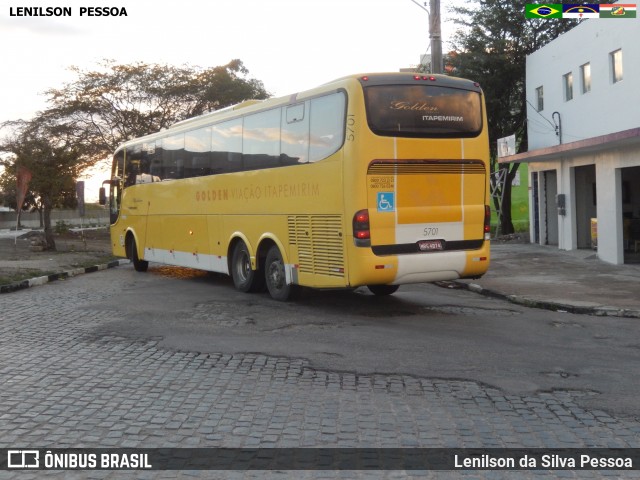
[0,0,468,119]
[0,0,466,198]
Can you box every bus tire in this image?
[128,236,148,272]
[265,245,292,301]
[231,241,264,293]
[367,284,399,296]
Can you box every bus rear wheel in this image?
[127,236,148,272]
[265,245,292,301]
[367,284,399,296]
[231,241,264,293]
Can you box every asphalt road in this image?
[2,263,639,478]
[94,264,640,419]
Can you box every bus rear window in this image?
[363,85,482,138]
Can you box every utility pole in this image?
[410,0,443,74]
[429,0,443,73]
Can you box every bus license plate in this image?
[418,239,443,251]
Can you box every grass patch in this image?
[0,269,57,285]
[0,255,120,287]
[64,256,120,270]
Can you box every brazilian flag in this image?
[526,4,563,18]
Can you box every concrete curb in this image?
[453,281,640,319]
[0,259,130,294]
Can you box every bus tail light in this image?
[353,209,371,247]
[484,205,491,239]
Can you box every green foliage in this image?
[44,59,270,168]
[450,0,578,157]
[54,220,71,234]
[0,116,82,249]
[0,58,268,249]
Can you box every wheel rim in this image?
[268,259,285,290]
[237,251,251,283]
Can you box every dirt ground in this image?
[0,228,117,286]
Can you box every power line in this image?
[526,99,555,129]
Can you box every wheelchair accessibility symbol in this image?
[377,192,395,212]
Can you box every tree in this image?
[449,0,578,234]
[0,117,81,249]
[0,59,269,249]
[44,59,270,169]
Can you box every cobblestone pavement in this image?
[1,269,639,479]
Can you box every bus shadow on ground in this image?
[142,263,487,320]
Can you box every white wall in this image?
[524,19,640,264]
[0,209,109,230]
[527,144,640,263]
[526,20,640,150]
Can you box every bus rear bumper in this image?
[396,245,490,284]
[349,244,490,287]
[393,251,466,285]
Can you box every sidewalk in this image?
[455,242,640,318]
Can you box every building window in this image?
[536,86,544,111]
[563,72,573,101]
[580,63,591,93]
[611,49,623,83]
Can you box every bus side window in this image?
[243,109,281,171]
[185,127,212,178]
[212,119,243,174]
[281,102,309,165]
[151,140,162,179]
[309,92,346,162]
[162,134,185,179]
[139,141,160,183]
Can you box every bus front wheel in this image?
[231,242,264,293]
[127,236,148,272]
[265,245,292,301]
[367,284,399,296]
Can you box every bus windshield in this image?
[363,84,482,138]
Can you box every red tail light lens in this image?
[484,205,491,234]
[353,209,371,244]
[354,210,369,224]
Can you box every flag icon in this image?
[600,3,637,17]
[526,4,563,18]
[562,4,600,18]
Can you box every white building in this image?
[501,18,640,265]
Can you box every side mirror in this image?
[99,187,107,206]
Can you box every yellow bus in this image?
[100,72,490,301]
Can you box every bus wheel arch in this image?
[228,237,265,293]
[256,238,276,276]
[125,230,148,272]
[264,244,293,301]
[255,235,289,274]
